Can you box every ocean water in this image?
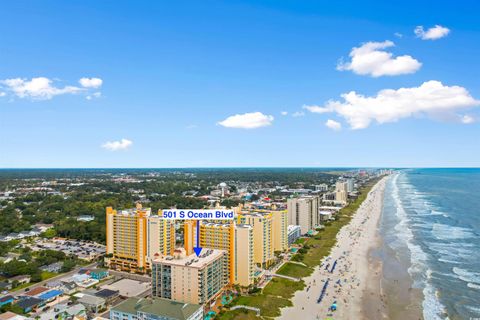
[381,169,480,319]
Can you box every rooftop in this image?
[38,289,63,300]
[16,297,43,310]
[153,248,225,268]
[24,286,49,297]
[78,294,105,306]
[112,297,201,320]
[94,289,119,298]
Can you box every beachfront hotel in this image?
[184,220,255,287]
[335,181,349,205]
[236,207,288,268]
[151,248,227,305]
[105,204,175,273]
[287,196,320,234]
[234,224,255,287]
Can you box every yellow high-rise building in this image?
[234,224,255,287]
[237,212,274,268]
[147,210,176,260]
[106,204,175,273]
[199,222,235,283]
[183,220,255,286]
[271,209,288,252]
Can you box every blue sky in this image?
[1,0,479,167]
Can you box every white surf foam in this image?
[390,173,449,320]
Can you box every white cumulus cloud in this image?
[325,119,342,131]
[79,77,103,89]
[303,105,330,114]
[292,111,305,117]
[102,138,133,151]
[306,81,479,129]
[218,112,274,129]
[86,92,102,100]
[280,111,288,116]
[415,25,450,40]
[461,115,475,124]
[337,40,422,77]
[0,77,83,100]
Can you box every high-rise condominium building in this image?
[183,220,255,287]
[346,178,355,193]
[234,224,254,287]
[151,248,227,305]
[237,211,275,268]
[335,181,349,205]
[106,204,175,273]
[287,196,320,235]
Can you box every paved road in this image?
[10,261,98,294]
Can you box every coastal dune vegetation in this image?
[217,178,379,319]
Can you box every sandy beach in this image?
[278,177,389,320]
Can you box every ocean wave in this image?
[437,258,461,265]
[466,305,480,315]
[391,173,448,320]
[467,283,480,290]
[429,241,474,261]
[431,223,475,240]
[452,267,480,285]
[423,284,449,320]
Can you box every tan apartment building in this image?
[287,196,320,235]
[151,248,227,305]
[335,181,348,205]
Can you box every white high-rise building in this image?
[346,179,354,192]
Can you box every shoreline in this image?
[375,173,424,320]
[278,177,390,319]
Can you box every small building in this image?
[0,282,12,291]
[38,289,63,302]
[89,268,109,280]
[287,225,302,245]
[0,311,29,320]
[24,286,49,297]
[15,296,44,313]
[8,275,31,285]
[78,294,106,314]
[39,303,86,320]
[94,289,119,304]
[40,262,63,273]
[110,297,203,320]
[319,211,333,222]
[60,281,77,294]
[77,215,95,222]
[0,295,14,307]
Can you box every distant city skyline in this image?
[1,1,479,167]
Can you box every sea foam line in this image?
[390,173,448,320]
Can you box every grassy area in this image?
[294,238,306,245]
[41,271,58,281]
[219,178,380,319]
[216,309,260,320]
[276,262,313,278]
[232,295,291,318]
[262,278,305,299]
